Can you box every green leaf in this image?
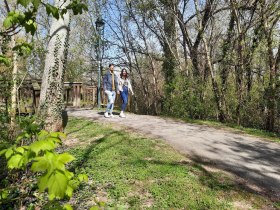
[64,170,74,179]
[52,159,65,171]
[32,0,41,9]
[65,185,73,198]
[50,132,66,140]
[26,19,33,25]
[32,22,37,34]
[0,190,9,200]
[0,149,7,156]
[47,137,62,144]
[16,133,26,142]
[38,171,49,192]
[99,202,106,207]
[38,130,49,140]
[17,13,25,22]
[16,147,25,154]
[17,0,32,7]
[24,133,31,138]
[78,174,88,182]
[5,148,13,159]
[3,17,13,28]
[0,55,11,66]
[23,150,33,165]
[23,18,37,35]
[60,9,68,17]
[68,179,79,189]
[31,156,50,172]
[7,154,24,169]
[46,4,59,19]
[13,42,33,56]
[63,204,73,210]
[47,171,68,199]
[29,140,56,155]
[57,153,75,164]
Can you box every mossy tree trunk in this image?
[38,0,70,132]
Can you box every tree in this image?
[38,0,71,131]
[260,0,280,131]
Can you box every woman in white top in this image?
[118,69,134,118]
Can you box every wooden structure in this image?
[0,80,98,115]
[64,82,96,107]
[0,78,131,115]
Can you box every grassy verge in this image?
[65,118,278,210]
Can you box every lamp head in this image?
[95,17,105,29]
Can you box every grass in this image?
[64,118,277,210]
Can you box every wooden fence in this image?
[0,79,132,115]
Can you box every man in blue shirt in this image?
[103,64,119,117]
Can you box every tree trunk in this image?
[160,0,179,112]
[265,35,278,131]
[260,0,279,131]
[38,0,70,132]
[9,35,18,135]
[231,0,244,125]
[203,37,227,122]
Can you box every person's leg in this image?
[105,91,113,117]
[120,91,127,111]
[109,91,116,116]
[120,87,128,118]
[123,87,128,111]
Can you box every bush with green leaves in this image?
[0,119,88,209]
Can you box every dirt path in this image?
[67,108,280,200]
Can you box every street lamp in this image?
[95,17,105,109]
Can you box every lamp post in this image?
[95,17,105,109]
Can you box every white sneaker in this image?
[119,112,126,118]
[104,112,109,118]
[109,113,114,118]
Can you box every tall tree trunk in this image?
[260,0,280,131]
[160,0,179,112]
[10,35,18,134]
[231,0,244,125]
[220,12,234,98]
[203,37,227,122]
[38,0,70,132]
[161,0,177,86]
[4,0,18,136]
[265,33,279,131]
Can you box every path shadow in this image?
[68,130,127,171]
[62,110,68,130]
[189,138,280,201]
[126,158,252,199]
[97,111,120,116]
[65,121,93,136]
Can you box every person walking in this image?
[118,68,134,118]
[103,64,119,118]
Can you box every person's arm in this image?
[118,78,122,91]
[103,73,108,91]
[115,73,119,92]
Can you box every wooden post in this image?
[77,84,81,107]
[92,87,95,106]
[73,85,77,107]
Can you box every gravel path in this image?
[67,108,280,200]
